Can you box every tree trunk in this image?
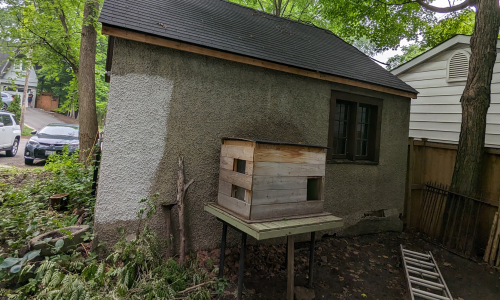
[450,0,500,196]
[177,155,194,265]
[77,0,99,164]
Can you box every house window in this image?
[328,91,383,163]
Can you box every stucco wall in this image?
[94,38,410,252]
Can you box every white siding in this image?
[397,44,500,148]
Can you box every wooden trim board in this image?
[204,203,343,240]
[102,26,417,99]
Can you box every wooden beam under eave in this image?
[102,26,418,99]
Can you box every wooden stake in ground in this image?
[484,212,498,262]
[489,215,500,265]
[177,155,194,265]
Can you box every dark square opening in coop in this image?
[307,177,322,201]
[234,159,246,174]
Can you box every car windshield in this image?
[39,126,78,137]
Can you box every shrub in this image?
[6,94,21,123]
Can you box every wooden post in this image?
[407,137,415,230]
[161,203,177,259]
[176,155,194,265]
[287,235,295,300]
[489,216,500,265]
[484,212,498,262]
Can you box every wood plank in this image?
[217,193,250,219]
[218,180,232,196]
[102,26,418,99]
[287,235,295,300]
[221,144,254,161]
[250,200,324,220]
[220,156,234,170]
[245,189,252,204]
[223,139,256,148]
[245,161,254,176]
[253,162,325,177]
[253,176,307,191]
[254,147,326,164]
[219,169,252,190]
[252,189,307,205]
[204,204,259,239]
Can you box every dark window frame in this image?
[327,91,383,164]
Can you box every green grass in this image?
[21,126,34,136]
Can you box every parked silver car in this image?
[1,92,14,110]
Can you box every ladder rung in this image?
[406,260,436,270]
[410,280,444,291]
[409,276,445,289]
[403,249,431,258]
[407,266,440,277]
[412,288,451,300]
[413,291,447,300]
[404,251,432,261]
[405,257,436,267]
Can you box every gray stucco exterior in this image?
[94,38,411,252]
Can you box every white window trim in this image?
[446,49,471,83]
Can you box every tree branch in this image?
[415,0,472,13]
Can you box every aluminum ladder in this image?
[400,245,453,300]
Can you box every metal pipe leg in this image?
[237,232,247,300]
[308,232,316,288]
[219,223,227,278]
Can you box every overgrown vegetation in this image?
[0,151,225,299]
[5,95,21,124]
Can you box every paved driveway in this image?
[25,107,62,130]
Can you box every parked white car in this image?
[1,92,15,110]
[0,112,21,156]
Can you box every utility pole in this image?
[19,52,31,131]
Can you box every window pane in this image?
[356,105,371,158]
[333,102,349,155]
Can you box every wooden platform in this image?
[205,203,343,240]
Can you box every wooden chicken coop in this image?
[217,138,328,221]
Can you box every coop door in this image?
[307,177,323,201]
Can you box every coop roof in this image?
[222,138,328,149]
[99,0,417,97]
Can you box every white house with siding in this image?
[391,35,500,148]
[0,50,38,106]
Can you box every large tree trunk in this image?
[77,0,99,164]
[450,0,500,196]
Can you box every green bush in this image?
[6,94,21,123]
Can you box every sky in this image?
[373,0,466,64]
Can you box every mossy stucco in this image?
[94,38,410,252]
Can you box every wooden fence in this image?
[405,138,500,256]
[35,92,59,111]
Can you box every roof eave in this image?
[102,25,418,99]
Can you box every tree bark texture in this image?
[450,0,500,196]
[77,0,99,164]
[177,155,194,265]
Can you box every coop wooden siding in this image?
[396,44,500,148]
[252,176,307,191]
[251,188,307,205]
[252,162,325,177]
[253,147,326,164]
[250,200,324,220]
[220,144,254,161]
[217,193,250,218]
[219,169,252,190]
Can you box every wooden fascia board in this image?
[102,25,417,99]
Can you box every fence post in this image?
[406,137,415,230]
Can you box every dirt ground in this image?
[201,232,500,300]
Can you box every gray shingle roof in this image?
[99,0,417,95]
[0,49,11,79]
